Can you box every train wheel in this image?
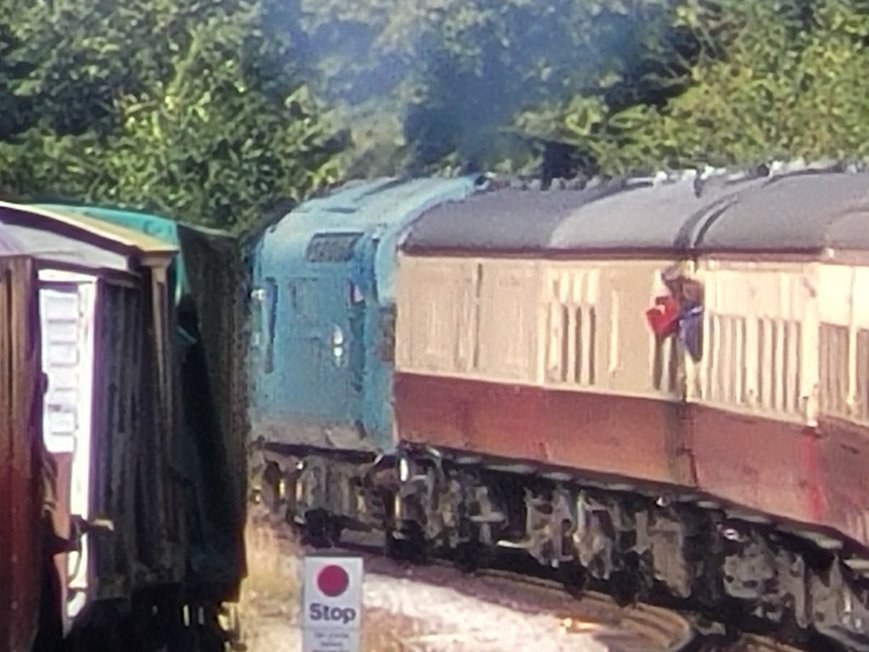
[196,603,229,652]
[611,553,654,607]
[453,540,480,573]
[453,537,494,574]
[558,561,589,599]
[166,602,230,652]
[64,603,126,652]
[259,462,282,515]
[610,569,640,607]
[221,604,244,651]
[301,509,337,548]
[390,521,430,563]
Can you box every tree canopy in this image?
[0,0,345,231]
[297,0,869,178]
[293,0,700,176]
[0,0,868,229]
[522,0,869,175]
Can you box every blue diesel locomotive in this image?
[245,175,486,529]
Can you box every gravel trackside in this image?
[236,512,679,652]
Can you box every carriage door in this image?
[38,270,98,629]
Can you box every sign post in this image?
[302,554,364,652]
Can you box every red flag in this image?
[645,296,679,336]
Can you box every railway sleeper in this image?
[263,445,869,651]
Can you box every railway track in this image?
[248,508,821,652]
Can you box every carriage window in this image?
[820,324,849,417]
[576,306,597,385]
[546,300,597,386]
[857,330,869,422]
[305,233,362,263]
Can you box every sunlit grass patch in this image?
[240,513,302,607]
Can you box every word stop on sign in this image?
[302,554,364,652]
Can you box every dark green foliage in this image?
[2,0,868,223]
[296,0,869,177]
[296,0,699,176]
[0,0,346,231]
[537,0,869,174]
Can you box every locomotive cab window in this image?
[305,232,363,263]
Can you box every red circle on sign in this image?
[317,564,350,597]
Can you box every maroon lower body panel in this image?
[815,418,869,544]
[690,408,825,522]
[394,372,691,486]
[667,408,869,544]
[394,371,869,548]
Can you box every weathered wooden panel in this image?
[0,256,44,652]
[89,273,186,599]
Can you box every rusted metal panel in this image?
[690,405,821,523]
[817,417,869,546]
[692,405,869,548]
[0,256,45,652]
[90,280,143,596]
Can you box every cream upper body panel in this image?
[398,254,686,400]
[817,263,869,424]
[396,169,869,432]
[395,254,540,384]
[540,258,680,398]
[696,259,817,424]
